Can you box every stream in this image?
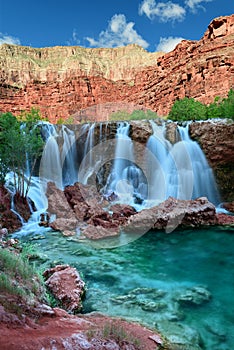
[15,225,234,350]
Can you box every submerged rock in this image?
[176,286,211,306]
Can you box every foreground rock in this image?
[124,197,217,234]
[47,181,136,238]
[43,265,85,313]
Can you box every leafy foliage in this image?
[169,89,234,121]
[110,109,159,121]
[0,109,44,197]
[168,97,207,121]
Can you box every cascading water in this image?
[9,120,221,233]
[177,124,220,205]
[146,121,220,205]
[39,123,78,189]
[104,122,146,205]
[78,123,96,184]
[146,122,172,202]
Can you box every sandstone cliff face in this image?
[0,15,233,121]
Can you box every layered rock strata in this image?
[0,15,233,121]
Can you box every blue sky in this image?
[0,0,233,52]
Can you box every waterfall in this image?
[146,122,172,202]
[104,122,147,205]
[61,125,78,187]
[177,124,220,205]
[7,120,221,235]
[78,123,96,184]
[39,123,78,189]
[146,121,220,205]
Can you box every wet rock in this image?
[124,197,217,234]
[81,224,120,240]
[221,201,234,213]
[0,185,22,232]
[109,203,137,225]
[216,213,234,226]
[140,301,167,312]
[176,286,211,306]
[13,192,32,222]
[166,122,180,145]
[156,321,202,350]
[50,217,78,233]
[43,264,85,313]
[47,182,77,233]
[129,120,153,143]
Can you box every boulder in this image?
[124,197,217,234]
[81,224,120,240]
[43,265,85,313]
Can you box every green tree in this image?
[168,97,207,121]
[221,89,234,120]
[0,110,44,198]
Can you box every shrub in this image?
[169,89,234,121]
[110,109,158,121]
[168,97,207,121]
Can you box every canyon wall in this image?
[0,15,233,122]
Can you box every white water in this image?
[177,124,220,205]
[145,121,220,205]
[8,121,221,233]
[104,122,146,204]
[39,124,78,189]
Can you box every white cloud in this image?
[85,14,149,49]
[0,33,21,45]
[156,36,184,52]
[185,0,213,13]
[67,29,80,46]
[139,0,186,22]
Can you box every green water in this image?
[19,226,234,350]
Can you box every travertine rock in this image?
[43,265,85,312]
[124,197,217,234]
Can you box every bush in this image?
[110,109,158,121]
[168,97,207,121]
[169,89,234,121]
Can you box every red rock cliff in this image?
[0,15,233,122]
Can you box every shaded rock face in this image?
[189,120,234,201]
[0,186,21,233]
[0,15,233,121]
[43,265,85,313]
